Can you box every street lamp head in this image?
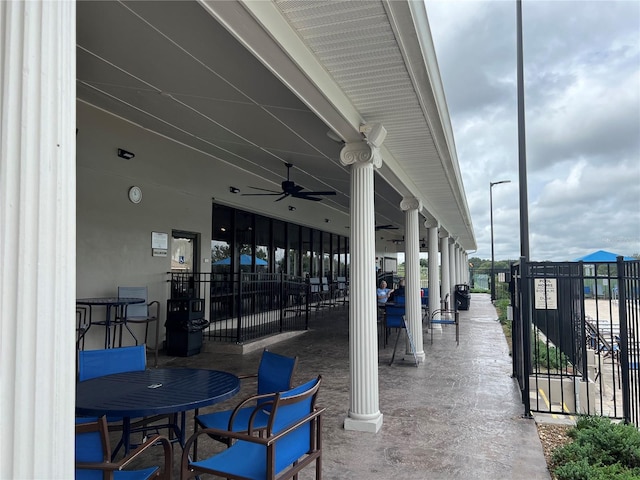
[490,179,511,188]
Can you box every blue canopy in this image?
[213,254,268,266]
[574,250,634,262]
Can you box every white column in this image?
[0,1,76,478]
[449,238,457,295]
[401,197,424,362]
[439,234,450,309]
[340,141,383,433]
[425,219,440,319]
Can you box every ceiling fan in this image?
[243,163,337,202]
[375,224,399,231]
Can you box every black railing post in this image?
[279,272,285,332]
[521,256,532,417]
[617,256,631,423]
[235,273,243,343]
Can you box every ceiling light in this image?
[288,206,296,211]
[229,186,240,194]
[324,218,330,223]
[117,148,135,160]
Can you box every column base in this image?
[404,351,426,364]
[344,411,383,433]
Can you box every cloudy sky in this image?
[424,0,640,262]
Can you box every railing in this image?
[511,258,640,426]
[168,272,312,343]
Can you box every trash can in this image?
[454,284,470,311]
[165,298,209,356]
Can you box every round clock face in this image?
[128,186,142,204]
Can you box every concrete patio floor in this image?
[142,293,551,479]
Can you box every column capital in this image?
[339,141,382,168]
[400,197,421,212]
[423,218,438,229]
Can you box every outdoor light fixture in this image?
[229,186,240,194]
[490,179,511,302]
[324,218,330,223]
[117,148,135,160]
[288,206,296,211]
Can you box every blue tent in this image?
[574,250,634,262]
[213,254,268,266]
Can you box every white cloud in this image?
[426,0,640,261]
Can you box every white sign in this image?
[151,231,168,249]
[534,278,557,310]
[152,248,167,257]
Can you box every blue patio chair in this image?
[194,349,298,454]
[78,345,171,457]
[78,344,146,381]
[118,286,161,367]
[385,304,407,365]
[430,308,459,345]
[181,376,324,480]
[75,415,172,480]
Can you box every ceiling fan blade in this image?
[246,186,282,194]
[292,194,323,202]
[299,190,336,196]
[375,224,399,230]
[274,193,289,202]
[242,192,282,196]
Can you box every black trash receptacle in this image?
[455,284,470,311]
[165,298,209,356]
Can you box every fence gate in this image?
[511,257,640,425]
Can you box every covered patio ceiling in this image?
[76,0,476,251]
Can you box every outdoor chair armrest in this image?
[226,392,277,431]
[77,434,172,479]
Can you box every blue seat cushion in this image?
[191,438,307,480]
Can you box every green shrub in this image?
[534,337,568,371]
[552,416,640,480]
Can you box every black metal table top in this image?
[76,368,240,418]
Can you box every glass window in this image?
[273,219,286,274]
[236,210,254,273]
[322,232,332,278]
[301,227,312,278]
[312,229,321,277]
[288,223,301,277]
[255,215,270,273]
[211,204,233,274]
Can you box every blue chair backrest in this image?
[257,350,297,396]
[393,295,405,305]
[385,305,405,329]
[78,345,146,382]
[118,286,148,317]
[270,377,321,473]
[75,417,108,480]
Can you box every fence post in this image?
[521,256,532,418]
[235,273,243,343]
[617,256,631,423]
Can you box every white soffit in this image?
[266,0,475,249]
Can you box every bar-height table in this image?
[76,297,145,348]
[76,368,240,455]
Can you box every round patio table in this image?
[76,368,240,454]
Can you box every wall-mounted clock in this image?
[128,186,142,204]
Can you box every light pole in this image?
[490,180,511,302]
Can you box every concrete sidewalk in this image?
[154,292,550,479]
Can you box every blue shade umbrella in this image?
[213,254,268,266]
[574,250,634,262]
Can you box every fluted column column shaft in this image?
[426,222,440,318]
[340,141,383,433]
[440,236,450,309]
[401,198,424,362]
[0,1,76,478]
[449,241,457,298]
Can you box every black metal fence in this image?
[168,272,314,343]
[511,257,640,425]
